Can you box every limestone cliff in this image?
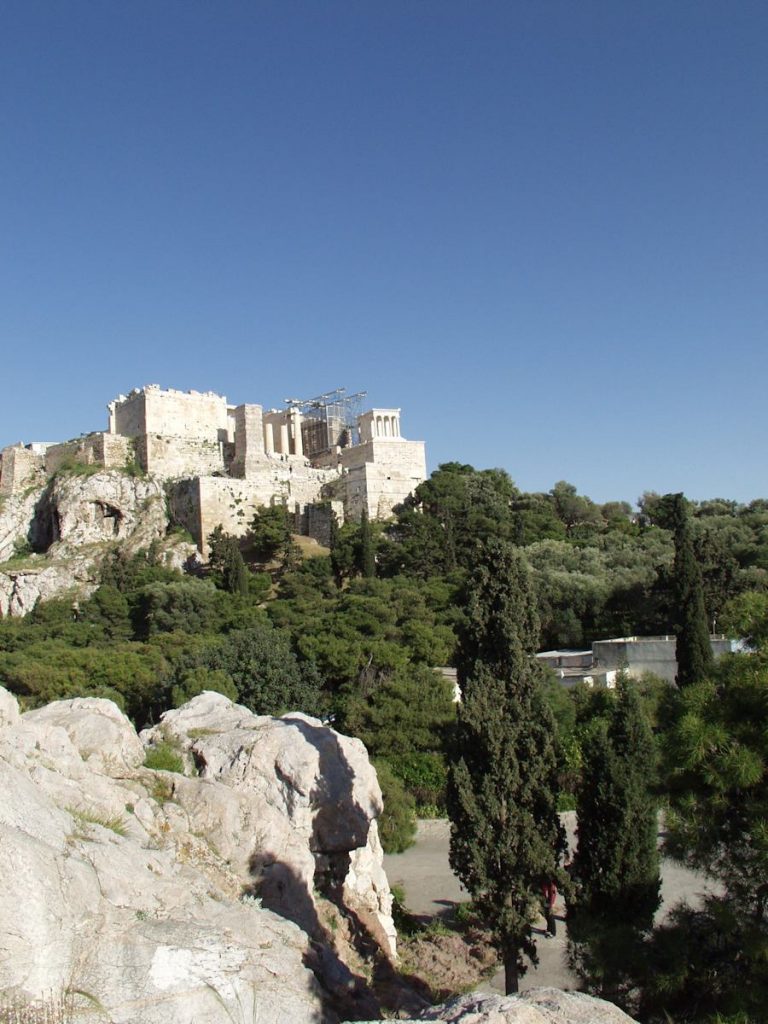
[0,470,196,616]
[0,687,394,1024]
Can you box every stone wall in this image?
[231,404,268,478]
[99,433,135,468]
[110,387,231,442]
[43,433,133,476]
[134,434,228,479]
[303,500,345,547]
[169,460,339,554]
[340,439,426,519]
[0,446,44,497]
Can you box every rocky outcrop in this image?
[0,486,42,563]
[0,470,198,616]
[0,687,393,1023]
[140,692,396,957]
[359,989,638,1023]
[40,471,168,554]
[0,554,98,617]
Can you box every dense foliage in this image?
[637,642,768,1021]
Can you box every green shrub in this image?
[122,459,146,478]
[167,524,194,543]
[170,667,238,708]
[374,758,417,854]
[11,538,33,560]
[68,807,128,836]
[52,458,102,478]
[143,740,184,774]
[389,883,422,937]
[391,751,448,812]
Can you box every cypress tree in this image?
[569,676,660,1005]
[329,509,343,587]
[447,539,565,994]
[359,506,376,578]
[208,526,248,595]
[222,540,248,595]
[661,493,713,686]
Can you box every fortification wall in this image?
[99,433,135,468]
[0,446,45,496]
[340,439,426,519]
[169,459,339,554]
[44,433,133,475]
[339,438,425,473]
[134,435,229,479]
[111,387,230,442]
[231,404,268,478]
[302,500,345,547]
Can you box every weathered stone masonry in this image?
[1,384,427,556]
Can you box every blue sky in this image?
[2,1,766,505]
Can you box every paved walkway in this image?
[383,815,717,994]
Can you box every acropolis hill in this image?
[0,384,427,556]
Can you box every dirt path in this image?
[383,814,717,994]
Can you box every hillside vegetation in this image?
[3,463,768,1018]
[1,464,766,819]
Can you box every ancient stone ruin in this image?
[0,384,427,554]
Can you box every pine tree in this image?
[447,539,565,993]
[661,493,713,686]
[638,649,768,1020]
[569,676,660,1005]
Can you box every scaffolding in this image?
[283,387,367,459]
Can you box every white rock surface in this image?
[0,686,20,728]
[355,989,637,1023]
[142,692,397,956]
[0,470,194,615]
[48,471,167,554]
[0,688,400,1023]
[24,697,146,771]
[0,486,42,562]
[0,557,97,617]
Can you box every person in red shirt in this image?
[542,880,558,937]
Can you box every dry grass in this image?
[0,991,73,1024]
[291,535,331,558]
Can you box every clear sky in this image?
[2,1,766,505]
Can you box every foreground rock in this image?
[0,688,393,1023]
[360,989,637,1023]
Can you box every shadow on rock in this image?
[247,717,431,1019]
[244,853,380,1022]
